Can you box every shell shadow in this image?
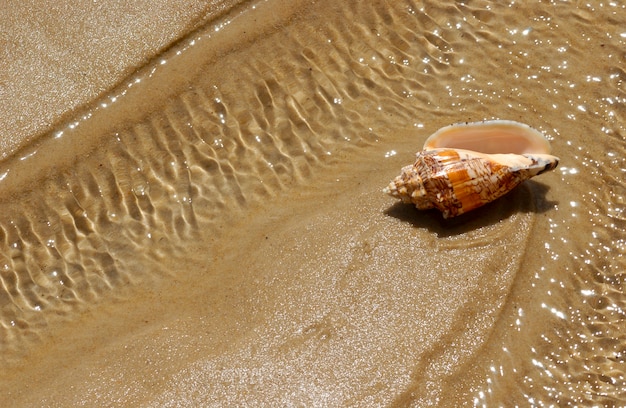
[384,180,558,237]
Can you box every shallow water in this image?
[1,0,625,406]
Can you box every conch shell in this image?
[384,120,559,218]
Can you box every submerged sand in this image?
[1,0,625,406]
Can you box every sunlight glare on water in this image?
[0,0,625,405]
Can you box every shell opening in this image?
[423,120,552,155]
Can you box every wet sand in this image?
[1,0,625,406]
[0,0,246,160]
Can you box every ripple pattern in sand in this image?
[0,0,454,361]
[0,0,625,405]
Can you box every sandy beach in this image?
[1,0,625,406]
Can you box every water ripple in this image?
[0,0,625,405]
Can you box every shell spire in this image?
[384,121,559,218]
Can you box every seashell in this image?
[383,120,559,218]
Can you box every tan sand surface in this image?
[0,0,244,160]
[0,0,625,406]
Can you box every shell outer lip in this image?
[423,120,552,155]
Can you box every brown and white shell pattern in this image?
[384,120,560,218]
